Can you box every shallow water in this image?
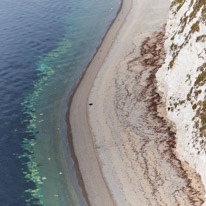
[0,0,119,205]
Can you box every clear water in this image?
[0,0,120,205]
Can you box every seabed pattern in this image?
[18,37,71,205]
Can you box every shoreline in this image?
[66,0,205,205]
[87,0,205,205]
[156,1,206,204]
[66,0,132,205]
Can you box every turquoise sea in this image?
[0,0,119,205]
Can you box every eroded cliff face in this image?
[157,0,206,204]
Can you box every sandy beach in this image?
[68,0,205,205]
[68,0,132,205]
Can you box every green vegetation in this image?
[194,63,206,86]
[196,35,206,42]
[171,35,175,41]
[191,21,200,33]
[171,0,186,12]
[170,43,178,50]
[168,0,206,69]
[194,89,202,98]
[192,104,197,110]
[188,0,206,23]
[186,63,206,139]
[177,4,183,12]
[167,0,206,153]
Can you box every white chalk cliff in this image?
[157,0,206,204]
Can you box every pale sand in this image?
[69,0,205,205]
[69,0,132,205]
[88,0,205,205]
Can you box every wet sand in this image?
[68,0,205,205]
